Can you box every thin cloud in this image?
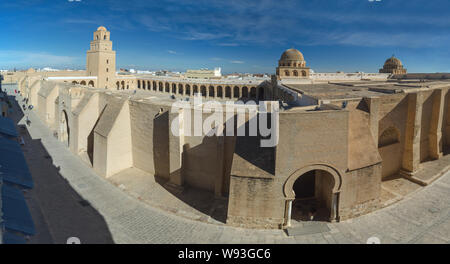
[0,50,77,66]
[218,43,239,47]
[230,60,245,64]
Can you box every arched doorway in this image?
[284,165,341,226]
[378,126,402,179]
[60,110,70,147]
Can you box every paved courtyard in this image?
[10,93,450,244]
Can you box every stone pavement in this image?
[12,93,450,244]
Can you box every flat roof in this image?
[285,80,450,100]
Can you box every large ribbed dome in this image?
[384,56,402,67]
[280,48,305,61]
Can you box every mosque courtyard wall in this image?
[3,26,450,229]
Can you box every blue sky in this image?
[0,0,450,74]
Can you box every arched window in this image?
[201,86,207,97]
[88,81,95,87]
[193,85,199,95]
[80,81,87,86]
[225,86,232,98]
[302,70,307,77]
[233,86,240,98]
[165,83,170,93]
[242,87,248,98]
[293,70,298,77]
[379,127,400,148]
[185,85,191,95]
[250,87,256,99]
[209,86,215,97]
[178,84,184,95]
[217,86,223,98]
[138,80,141,89]
[285,70,290,76]
[172,83,177,94]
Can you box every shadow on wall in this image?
[153,111,170,179]
[150,111,233,224]
[9,95,114,244]
[87,106,107,166]
[378,96,409,179]
[233,113,276,175]
[443,90,450,155]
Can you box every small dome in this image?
[280,48,305,61]
[384,56,402,67]
[97,26,107,31]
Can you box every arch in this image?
[284,164,342,199]
[72,81,78,85]
[159,82,163,91]
[293,70,298,77]
[60,110,70,147]
[250,87,256,99]
[378,126,402,178]
[285,70,290,77]
[172,83,177,94]
[88,81,95,87]
[379,126,400,147]
[121,81,125,90]
[153,81,157,91]
[200,85,207,97]
[116,81,120,90]
[233,86,240,98]
[185,84,191,95]
[209,86,215,98]
[225,86,232,98]
[302,70,307,77]
[284,164,342,224]
[193,85,199,96]
[217,86,223,98]
[258,87,264,101]
[178,84,184,95]
[165,82,170,93]
[242,87,249,98]
[80,80,87,86]
[148,81,151,90]
[142,80,146,90]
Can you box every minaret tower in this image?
[86,26,116,89]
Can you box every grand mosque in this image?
[2,26,449,229]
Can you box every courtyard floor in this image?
[9,92,450,244]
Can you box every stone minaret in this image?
[86,26,116,89]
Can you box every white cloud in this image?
[0,50,77,67]
[230,60,245,64]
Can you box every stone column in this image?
[401,92,423,174]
